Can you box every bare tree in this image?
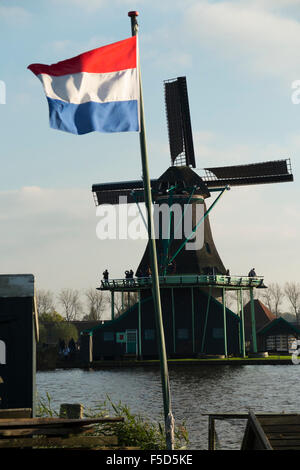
[36,289,55,316]
[114,291,138,318]
[262,283,284,317]
[57,288,82,321]
[223,291,239,313]
[284,282,300,324]
[84,288,108,321]
[219,289,262,313]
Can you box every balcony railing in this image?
[99,274,265,291]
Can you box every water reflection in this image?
[37,364,300,450]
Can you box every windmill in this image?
[87,76,294,361]
[92,76,293,279]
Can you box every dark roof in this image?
[243,299,276,340]
[155,166,210,197]
[257,316,300,336]
[92,166,211,206]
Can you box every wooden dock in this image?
[242,411,300,450]
[0,407,136,450]
[206,411,300,450]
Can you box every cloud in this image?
[183,0,300,81]
[50,0,144,12]
[210,183,300,285]
[46,35,118,62]
[0,175,298,297]
[0,187,147,294]
[192,129,292,168]
[188,126,300,284]
[252,0,300,9]
[0,5,31,24]
[50,0,106,11]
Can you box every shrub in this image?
[37,393,189,450]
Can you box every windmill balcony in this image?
[99,274,265,292]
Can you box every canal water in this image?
[36,364,300,450]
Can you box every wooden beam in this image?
[0,435,118,449]
[0,409,32,419]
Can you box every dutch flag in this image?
[28,36,140,135]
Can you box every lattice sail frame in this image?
[164,77,196,168]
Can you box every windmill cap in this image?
[156,166,210,198]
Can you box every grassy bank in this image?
[86,356,294,369]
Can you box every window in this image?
[266,335,289,351]
[144,329,155,340]
[213,328,224,339]
[103,332,114,342]
[177,329,189,340]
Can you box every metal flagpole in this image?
[128,11,175,450]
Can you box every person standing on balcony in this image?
[103,269,109,283]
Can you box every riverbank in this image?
[40,355,295,371]
[87,356,293,368]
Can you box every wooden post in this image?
[201,286,212,354]
[222,288,228,357]
[191,287,195,354]
[60,404,83,419]
[240,288,246,358]
[171,288,176,354]
[250,287,258,353]
[208,416,216,450]
[138,290,142,359]
[237,289,242,356]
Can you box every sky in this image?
[0,0,300,305]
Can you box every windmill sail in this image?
[164,77,196,168]
[203,159,293,188]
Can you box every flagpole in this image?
[128,11,174,450]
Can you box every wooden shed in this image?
[243,299,275,351]
[257,317,300,353]
[0,274,39,415]
[242,411,300,450]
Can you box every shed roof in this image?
[243,299,276,340]
[257,316,300,336]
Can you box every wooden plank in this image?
[248,411,273,450]
[204,413,300,418]
[0,426,96,437]
[263,425,300,434]
[271,446,300,450]
[259,416,300,426]
[0,435,118,448]
[50,447,141,451]
[208,416,215,450]
[0,417,123,429]
[270,439,300,448]
[267,433,300,440]
[0,409,32,419]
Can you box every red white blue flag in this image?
[28,36,140,135]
